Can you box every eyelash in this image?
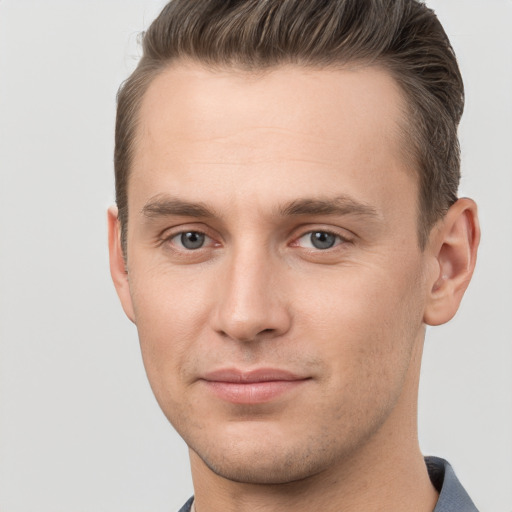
[292,230,348,250]
[168,231,217,251]
[160,227,351,254]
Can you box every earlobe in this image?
[107,206,136,323]
[423,198,480,326]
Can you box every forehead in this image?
[136,62,408,154]
[130,62,416,220]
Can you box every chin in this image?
[194,444,332,485]
[185,421,349,485]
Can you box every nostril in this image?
[218,327,276,342]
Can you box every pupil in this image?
[311,231,335,249]
[181,232,205,250]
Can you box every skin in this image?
[109,62,479,512]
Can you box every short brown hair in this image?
[115,0,464,253]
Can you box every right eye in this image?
[171,231,208,250]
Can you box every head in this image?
[109,0,479,487]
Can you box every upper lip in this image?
[202,368,308,383]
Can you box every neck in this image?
[190,336,438,512]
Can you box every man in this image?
[108,0,480,510]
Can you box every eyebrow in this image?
[140,194,380,221]
[278,196,379,219]
[141,196,216,219]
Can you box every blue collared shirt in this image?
[426,456,479,511]
[178,456,479,512]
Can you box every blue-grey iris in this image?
[311,231,336,249]
[181,232,205,249]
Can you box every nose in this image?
[211,246,292,343]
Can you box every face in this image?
[115,63,434,484]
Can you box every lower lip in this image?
[204,380,308,404]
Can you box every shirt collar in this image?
[426,456,479,512]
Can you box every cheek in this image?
[291,266,425,442]
[128,267,214,397]
[130,260,214,331]
[294,260,426,387]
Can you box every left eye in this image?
[172,231,208,250]
[296,231,342,250]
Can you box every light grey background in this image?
[0,1,510,511]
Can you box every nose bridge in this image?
[213,238,289,342]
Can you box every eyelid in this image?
[157,223,354,253]
[170,231,210,250]
[289,225,354,248]
[299,231,342,246]
[159,224,222,249]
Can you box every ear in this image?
[423,198,480,326]
[108,206,136,323]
